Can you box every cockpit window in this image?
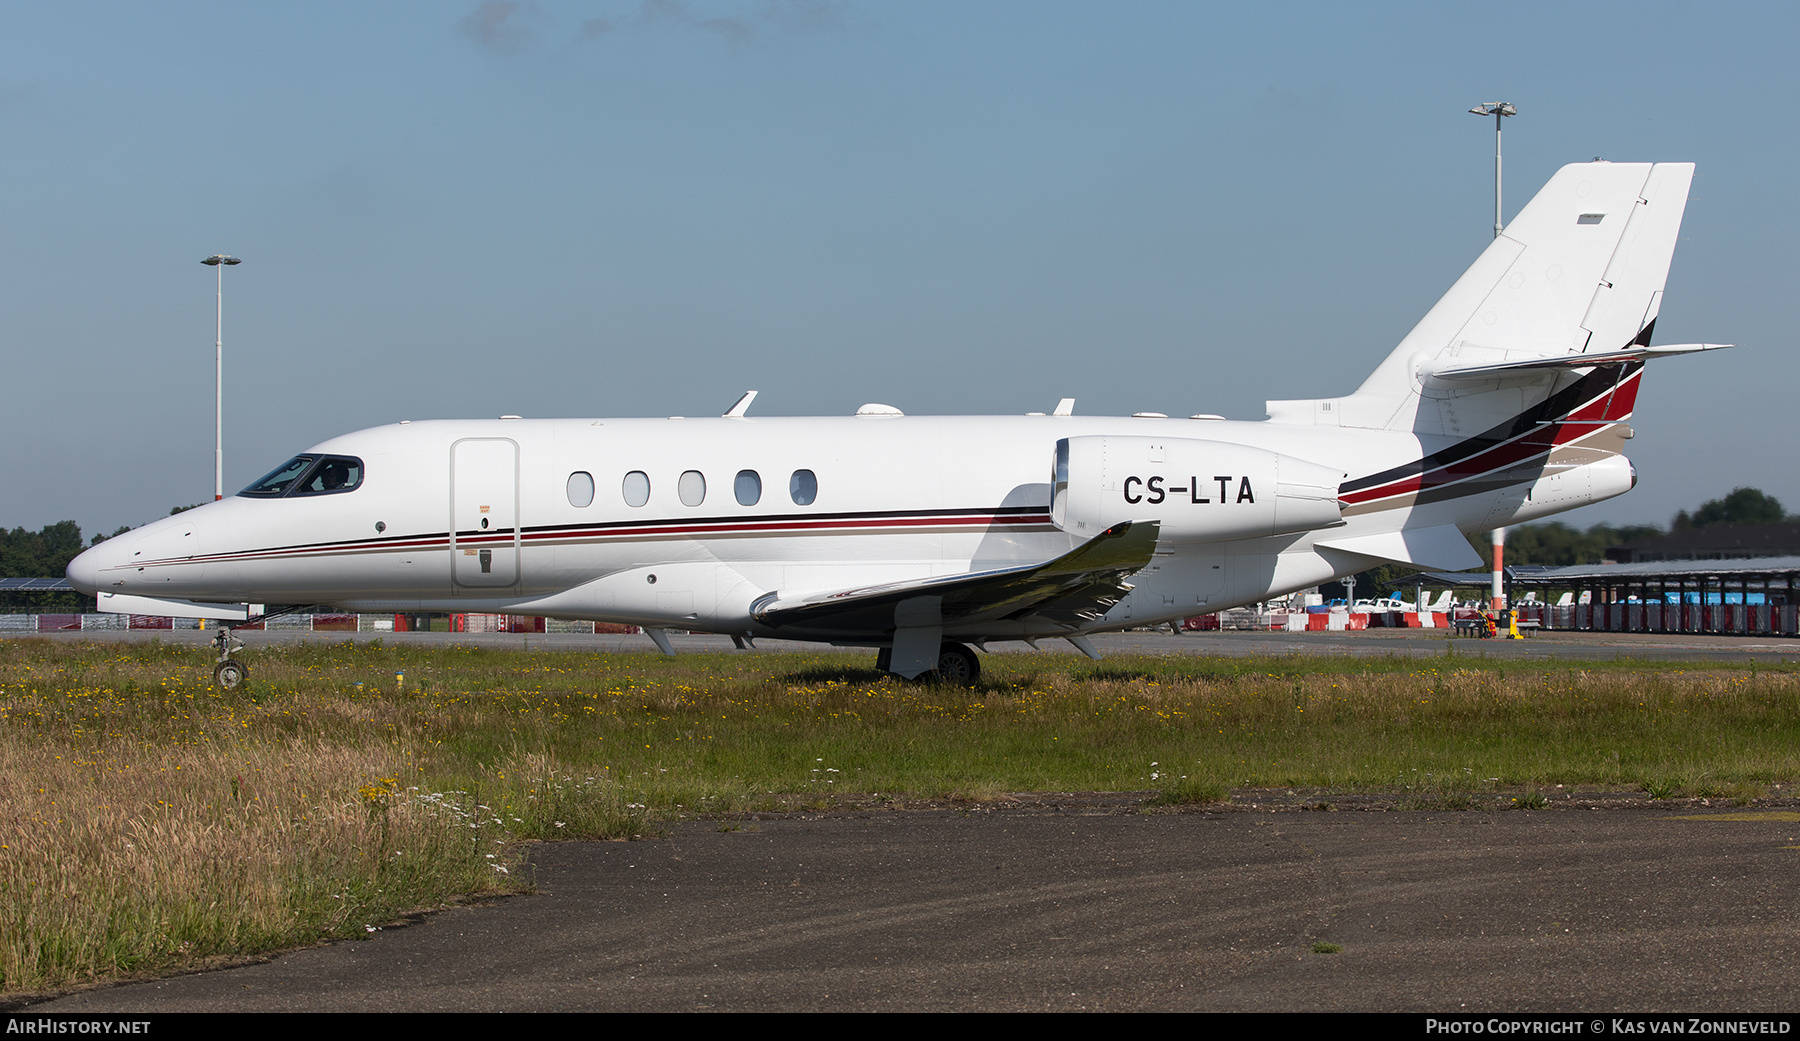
[238,454,364,498]
[292,456,363,496]
[240,455,317,497]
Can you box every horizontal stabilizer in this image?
[1316,524,1483,571]
[97,592,258,621]
[1428,343,1732,381]
[752,520,1160,635]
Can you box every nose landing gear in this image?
[203,604,317,689]
[212,628,249,689]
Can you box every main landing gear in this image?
[212,627,249,689]
[876,641,981,687]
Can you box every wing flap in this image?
[751,520,1160,635]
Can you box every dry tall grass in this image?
[0,640,649,995]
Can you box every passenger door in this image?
[451,438,519,590]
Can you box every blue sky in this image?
[2,1,1793,536]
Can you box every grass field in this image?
[3,637,1798,996]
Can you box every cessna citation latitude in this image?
[68,161,1725,686]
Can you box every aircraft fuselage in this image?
[67,408,1632,642]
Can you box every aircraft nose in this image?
[66,544,104,595]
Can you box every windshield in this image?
[240,455,317,497]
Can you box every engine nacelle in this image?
[1052,436,1345,542]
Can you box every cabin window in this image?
[566,471,594,508]
[789,469,817,506]
[678,470,707,507]
[622,471,650,508]
[734,470,761,506]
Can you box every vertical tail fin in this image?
[1267,161,1694,436]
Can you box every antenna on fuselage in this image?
[723,390,758,417]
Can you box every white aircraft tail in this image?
[1267,161,1695,437]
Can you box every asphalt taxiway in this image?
[32,800,1800,1012]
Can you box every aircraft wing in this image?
[97,592,259,622]
[750,520,1160,636]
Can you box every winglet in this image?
[723,391,758,417]
[1053,398,1076,417]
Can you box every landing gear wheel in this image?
[214,659,248,690]
[930,642,980,687]
[875,646,892,673]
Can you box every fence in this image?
[0,613,640,635]
[14,604,1792,638]
[0,613,201,631]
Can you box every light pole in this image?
[1468,102,1515,239]
[202,255,241,501]
[1469,103,1514,610]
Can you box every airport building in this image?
[1402,558,1800,636]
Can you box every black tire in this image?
[875,646,892,673]
[214,660,248,690]
[930,642,980,687]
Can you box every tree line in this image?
[1327,487,1791,601]
[0,507,199,612]
[1474,486,1792,570]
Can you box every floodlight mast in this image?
[201,255,241,501]
[1468,102,1516,239]
[1469,103,1515,609]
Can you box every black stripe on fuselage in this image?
[517,504,1049,537]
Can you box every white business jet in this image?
[68,161,1724,686]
